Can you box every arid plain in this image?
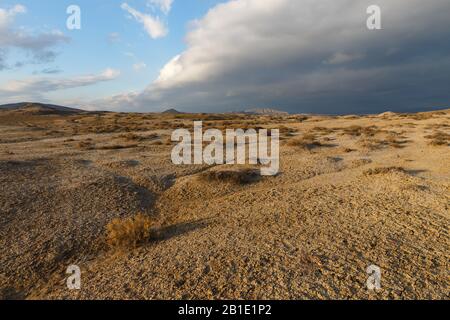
[0,104,448,299]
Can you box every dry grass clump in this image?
[201,168,261,185]
[364,167,407,175]
[351,158,372,167]
[287,133,323,150]
[106,213,156,248]
[425,131,450,146]
[341,125,381,137]
[279,125,298,137]
[402,112,435,121]
[76,140,94,150]
[358,138,386,151]
[119,133,159,142]
[311,126,335,136]
[119,133,145,141]
[384,134,408,148]
[97,144,139,150]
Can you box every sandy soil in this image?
[0,107,448,300]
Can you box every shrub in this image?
[385,134,408,148]
[96,144,138,150]
[287,133,322,150]
[119,133,145,141]
[106,213,155,248]
[201,169,260,185]
[358,138,386,151]
[425,131,450,146]
[76,141,94,150]
[364,167,406,175]
[341,125,380,137]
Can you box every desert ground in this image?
[0,104,448,300]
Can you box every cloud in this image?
[0,68,120,101]
[107,0,450,114]
[0,4,26,28]
[0,4,69,69]
[121,3,168,39]
[148,0,173,15]
[32,67,62,75]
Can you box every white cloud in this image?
[0,4,68,69]
[0,4,26,29]
[148,0,173,15]
[121,3,168,39]
[106,0,450,114]
[0,68,120,101]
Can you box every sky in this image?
[0,0,450,114]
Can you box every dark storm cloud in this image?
[106,0,450,113]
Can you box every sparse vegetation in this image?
[425,131,450,146]
[76,140,94,150]
[341,125,381,137]
[287,133,323,150]
[364,167,407,175]
[201,168,261,185]
[385,134,408,148]
[96,144,139,150]
[106,213,156,248]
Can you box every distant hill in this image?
[242,108,289,115]
[162,108,183,114]
[0,102,85,115]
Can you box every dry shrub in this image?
[106,213,155,248]
[358,138,386,151]
[287,133,322,150]
[119,133,159,142]
[97,144,138,150]
[351,158,372,167]
[295,115,309,122]
[119,133,145,141]
[341,125,381,137]
[425,131,450,146]
[384,134,408,148]
[201,168,260,185]
[76,140,94,150]
[279,126,298,136]
[311,126,335,135]
[405,112,435,121]
[364,167,406,176]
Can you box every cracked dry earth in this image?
[0,109,449,300]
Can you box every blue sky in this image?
[1,1,449,114]
[0,0,221,106]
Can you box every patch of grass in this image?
[106,213,156,248]
[287,133,323,150]
[385,134,409,148]
[76,141,94,150]
[364,167,407,175]
[341,125,381,137]
[96,144,138,150]
[358,138,386,151]
[119,133,145,141]
[119,133,159,142]
[201,168,261,185]
[425,131,450,146]
[311,126,335,135]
